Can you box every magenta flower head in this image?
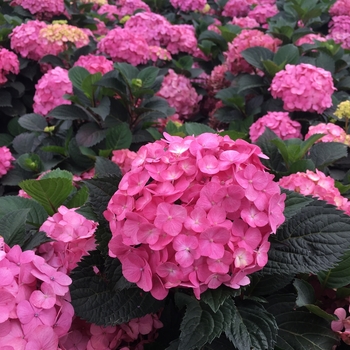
[269,63,336,114]
[0,49,19,85]
[0,146,15,177]
[105,133,286,300]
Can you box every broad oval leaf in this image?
[76,123,106,147]
[18,113,47,131]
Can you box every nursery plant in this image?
[3,0,350,349]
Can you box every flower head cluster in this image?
[0,48,20,84]
[39,21,90,55]
[97,4,120,21]
[9,20,48,61]
[10,0,65,19]
[305,123,350,146]
[149,46,172,61]
[97,27,149,65]
[248,3,278,27]
[230,16,259,28]
[97,0,150,20]
[225,29,281,75]
[166,24,200,56]
[328,16,350,49]
[0,146,15,177]
[329,0,350,17]
[279,169,350,215]
[170,0,207,12]
[222,0,251,17]
[157,69,202,119]
[33,67,73,116]
[269,63,335,114]
[207,64,230,95]
[334,100,350,120]
[0,240,74,349]
[74,54,114,75]
[105,133,286,300]
[295,33,327,46]
[124,12,172,47]
[38,206,98,273]
[249,111,302,142]
[331,307,350,345]
[112,149,137,175]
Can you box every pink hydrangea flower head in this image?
[269,63,336,114]
[33,66,73,116]
[166,25,199,55]
[149,46,172,62]
[279,169,350,214]
[112,149,138,175]
[74,54,114,75]
[0,49,20,84]
[105,133,286,299]
[97,27,149,65]
[330,0,350,16]
[230,16,259,28]
[170,0,207,12]
[225,29,281,75]
[295,33,327,46]
[9,20,48,61]
[157,69,202,119]
[247,3,278,27]
[327,16,350,49]
[97,0,150,20]
[10,0,65,19]
[124,12,172,47]
[97,4,120,21]
[222,0,251,17]
[305,123,350,146]
[249,111,302,142]
[0,146,15,177]
[207,64,230,95]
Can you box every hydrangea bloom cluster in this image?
[331,307,350,345]
[97,0,150,20]
[38,206,98,273]
[73,54,114,75]
[0,48,20,84]
[207,64,230,95]
[225,29,281,75]
[279,169,350,215]
[328,16,350,49]
[295,33,327,46]
[166,24,200,56]
[149,46,172,62]
[269,64,336,113]
[305,123,350,146]
[249,111,303,142]
[97,4,120,21]
[124,12,172,47]
[248,3,278,27]
[329,0,350,17]
[104,133,286,300]
[0,238,74,349]
[9,20,48,61]
[222,0,251,17]
[170,0,207,12]
[33,67,73,116]
[157,69,202,119]
[111,149,137,175]
[10,0,65,19]
[97,27,149,65]
[230,16,259,28]
[0,146,15,177]
[39,21,90,55]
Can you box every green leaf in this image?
[21,230,52,251]
[18,113,47,131]
[19,178,74,216]
[137,67,160,88]
[76,123,106,147]
[70,251,163,325]
[293,279,315,307]
[114,62,139,82]
[49,105,92,121]
[274,44,300,66]
[318,250,350,288]
[201,287,240,313]
[94,157,122,177]
[237,74,265,93]
[263,199,350,275]
[65,186,89,209]
[262,60,282,76]
[0,196,48,227]
[288,159,315,173]
[68,66,90,90]
[281,189,314,220]
[90,96,110,121]
[106,123,132,150]
[241,47,274,70]
[307,142,348,169]
[304,305,337,322]
[199,30,228,50]
[266,294,338,350]
[316,52,335,74]
[271,137,290,164]
[224,298,277,350]
[17,153,44,173]
[0,209,29,247]
[248,274,293,296]
[0,133,13,147]
[185,123,216,136]
[40,169,73,181]
[81,72,102,99]
[84,175,121,219]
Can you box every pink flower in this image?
[295,33,327,46]
[222,0,251,17]
[0,49,19,84]
[25,325,58,350]
[249,111,302,142]
[305,123,349,145]
[269,63,336,114]
[248,3,278,26]
[111,149,137,175]
[229,16,259,28]
[97,0,150,20]
[74,54,114,75]
[10,0,65,19]
[170,0,207,12]
[0,146,15,177]
[330,0,350,16]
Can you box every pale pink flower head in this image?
[74,54,114,75]
[105,133,286,299]
[33,66,72,116]
[40,205,98,242]
[330,0,350,17]
[170,0,207,12]
[248,3,278,27]
[305,123,349,145]
[10,0,65,19]
[97,27,149,65]
[0,146,15,177]
[230,16,259,28]
[225,29,281,75]
[222,0,251,17]
[157,69,202,119]
[0,49,20,84]
[97,0,150,20]
[269,63,336,114]
[249,111,302,142]
[295,33,327,46]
